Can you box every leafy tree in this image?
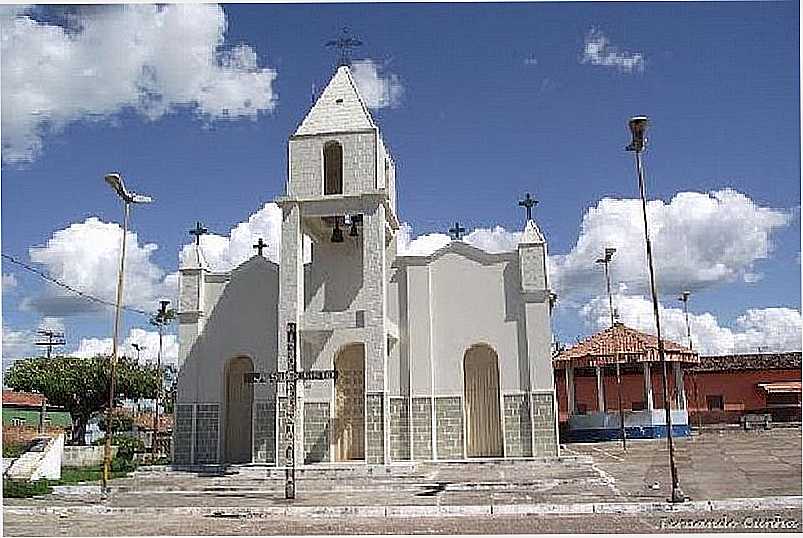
[5,355,159,445]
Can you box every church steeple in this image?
[294,65,375,137]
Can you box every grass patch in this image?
[58,458,137,484]
[3,479,53,498]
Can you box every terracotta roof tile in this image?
[689,352,801,372]
[554,323,698,368]
[2,390,45,407]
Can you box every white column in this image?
[674,363,686,409]
[278,202,305,466]
[595,366,605,413]
[566,367,576,415]
[643,362,654,411]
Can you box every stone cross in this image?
[325,27,363,67]
[449,222,466,240]
[252,238,268,257]
[518,193,538,222]
[245,322,336,499]
[189,221,208,246]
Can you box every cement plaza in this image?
[3,427,801,535]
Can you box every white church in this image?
[173,65,558,466]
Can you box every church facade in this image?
[173,66,558,466]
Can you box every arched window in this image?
[323,141,343,195]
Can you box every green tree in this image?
[5,355,159,445]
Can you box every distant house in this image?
[2,390,72,446]
[685,352,801,425]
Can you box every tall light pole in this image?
[678,291,692,350]
[131,343,145,362]
[150,300,174,462]
[625,117,686,503]
[102,172,153,498]
[596,247,626,451]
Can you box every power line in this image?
[2,253,151,317]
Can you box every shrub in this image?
[3,479,52,498]
[2,442,28,459]
[92,435,145,461]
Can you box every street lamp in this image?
[102,172,152,498]
[149,300,174,462]
[678,291,692,350]
[131,343,145,362]
[595,247,626,451]
[625,117,687,503]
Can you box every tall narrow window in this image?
[324,141,343,195]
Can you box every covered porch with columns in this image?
[554,323,699,442]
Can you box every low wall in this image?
[63,445,117,468]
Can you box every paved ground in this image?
[5,509,802,535]
[3,427,801,535]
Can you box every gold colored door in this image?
[464,345,503,458]
[334,344,365,461]
[225,357,253,463]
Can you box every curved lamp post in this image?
[102,173,152,498]
[625,117,687,503]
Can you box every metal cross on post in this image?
[325,27,363,67]
[245,322,337,499]
[189,221,208,246]
[449,222,466,240]
[252,238,268,257]
[518,192,538,222]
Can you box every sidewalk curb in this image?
[4,496,801,518]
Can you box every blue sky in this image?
[1,2,800,366]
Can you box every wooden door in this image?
[225,356,253,463]
[334,344,365,461]
[464,345,503,458]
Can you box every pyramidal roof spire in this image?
[294,64,376,136]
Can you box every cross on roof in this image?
[325,27,363,67]
[189,221,208,246]
[449,221,466,240]
[253,238,268,257]
[518,192,538,222]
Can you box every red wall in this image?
[554,367,800,424]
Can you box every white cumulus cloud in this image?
[71,327,179,365]
[1,4,277,163]
[27,217,177,316]
[550,190,790,301]
[397,223,522,257]
[580,27,645,73]
[350,59,403,109]
[580,291,802,356]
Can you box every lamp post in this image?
[132,343,145,362]
[102,172,152,498]
[150,300,174,461]
[625,117,686,503]
[678,291,692,350]
[596,247,626,451]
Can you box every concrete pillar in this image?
[278,202,305,467]
[362,202,390,464]
[595,366,605,412]
[566,367,576,414]
[643,362,654,411]
[674,363,686,409]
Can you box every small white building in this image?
[173,65,558,466]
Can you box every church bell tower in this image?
[276,65,399,465]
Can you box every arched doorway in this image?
[225,356,254,463]
[464,344,503,458]
[334,343,365,461]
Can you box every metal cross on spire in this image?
[449,222,466,240]
[325,27,363,67]
[252,238,268,257]
[189,221,208,246]
[518,192,538,222]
